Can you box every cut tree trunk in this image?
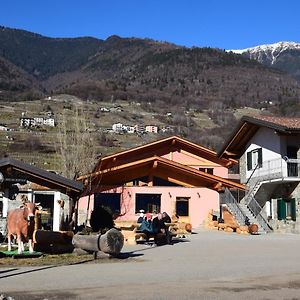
[72,234,101,252]
[33,230,73,244]
[99,228,124,255]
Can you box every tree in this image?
[57,108,98,179]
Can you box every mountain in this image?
[1,26,300,116]
[229,41,300,80]
[0,56,43,100]
[0,26,103,79]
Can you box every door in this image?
[287,146,298,177]
[176,197,190,223]
[34,194,54,230]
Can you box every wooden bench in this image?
[114,221,178,245]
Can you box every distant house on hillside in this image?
[20,117,35,128]
[0,125,9,131]
[112,123,123,133]
[145,125,159,134]
[134,124,145,134]
[43,117,55,127]
[20,116,55,128]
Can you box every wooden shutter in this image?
[277,199,286,220]
[291,198,296,221]
[258,148,263,167]
[247,152,252,170]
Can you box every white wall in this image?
[244,127,284,180]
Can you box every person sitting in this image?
[137,210,145,223]
[152,213,170,245]
[162,212,171,223]
[139,212,153,242]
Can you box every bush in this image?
[90,206,114,233]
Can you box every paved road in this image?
[2,229,300,299]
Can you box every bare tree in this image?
[57,108,97,179]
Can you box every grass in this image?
[0,253,94,267]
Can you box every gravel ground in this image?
[1,228,300,299]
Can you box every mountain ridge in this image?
[229,41,300,79]
[0,26,300,117]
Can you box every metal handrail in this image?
[247,195,272,232]
[246,163,260,185]
[223,188,247,225]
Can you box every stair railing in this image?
[247,195,272,232]
[222,188,247,225]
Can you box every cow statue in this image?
[7,196,40,254]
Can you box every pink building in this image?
[145,125,159,134]
[78,136,244,228]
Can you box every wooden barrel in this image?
[33,230,74,244]
[72,234,101,252]
[248,223,259,235]
[99,228,124,255]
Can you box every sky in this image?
[1,0,300,50]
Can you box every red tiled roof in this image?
[249,115,300,130]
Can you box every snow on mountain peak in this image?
[228,41,300,65]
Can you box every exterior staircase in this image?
[223,188,271,234]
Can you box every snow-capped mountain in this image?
[228,42,300,80]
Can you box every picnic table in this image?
[114,221,191,244]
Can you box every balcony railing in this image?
[248,157,300,184]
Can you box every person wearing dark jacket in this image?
[162,212,171,223]
[152,213,169,245]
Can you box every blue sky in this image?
[1,0,300,49]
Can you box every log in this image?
[236,227,242,234]
[248,224,259,235]
[224,227,234,233]
[33,230,74,244]
[72,234,101,252]
[99,228,124,255]
[33,243,74,254]
[239,226,249,232]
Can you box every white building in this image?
[112,123,123,133]
[20,117,35,128]
[43,118,55,127]
[34,117,44,126]
[219,115,300,234]
[0,125,9,131]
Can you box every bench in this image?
[114,221,179,245]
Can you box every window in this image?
[277,198,296,221]
[199,168,214,175]
[247,148,263,171]
[135,193,161,213]
[176,197,190,216]
[94,193,121,214]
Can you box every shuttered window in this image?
[277,198,296,221]
[247,148,263,171]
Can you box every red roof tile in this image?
[247,115,300,130]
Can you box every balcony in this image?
[248,157,300,183]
